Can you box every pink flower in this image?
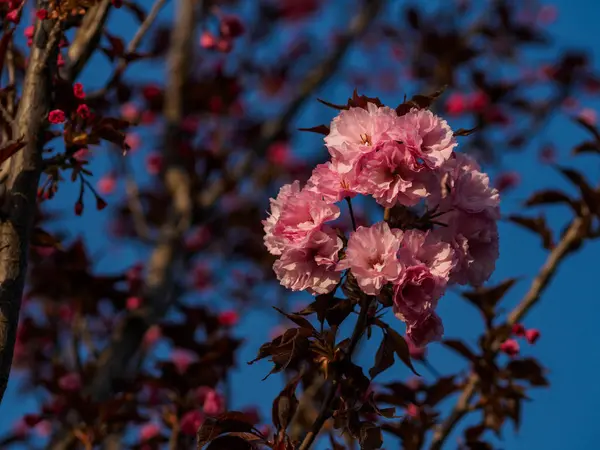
[306,161,359,203]
[356,140,429,208]
[495,171,520,193]
[405,311,444,347]
[139,423,160,441]
[578,108,597,126]
[36,9,48,20]
[48,109,65,124]
[512,323,526,337]
[121,102,139,121]
[143,325,162,347]
[125,133,140,151]
[24,26,35,39]
[525,328,540,344]
[97,174,116,195]
[171,348,196,374]
[265,185,340,255]
[73,82,85,99]
[337,222,403,295]
[126,296,142,310]
[395,108,456,169]
[429,153,500,219]
[218,310,239,327]
[58,372,82,392]
[405,403,420,419]
[500,339,519,357]
[146,153,163,175]
[180,410,204,436]
[77,104,90,119]
[273,229,342,295]
[325,103,398,173]
[435,211,499,286]
[200,31,217,49]
[267,141,293,166]
[445,93,468,116]
[393,230,455,323]
[203,390,224,415]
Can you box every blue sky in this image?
[3,1,600,449]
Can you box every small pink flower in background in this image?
[500,339,520,357]
[146,153,164,175]
[525,328,540,344]
[139,423,160,441]
[6,9,19,23]
[325,103,398,173]
[537,5,558,25]
[141,110,156,124]
[219,15,245,38]
[36,9,48,20]
[185,226,210,251]
[13,419,28,438]
[192,264,211,290]
[121,102,139,121]
[200,31,217,49]
[142,84,161,101]
[405,403,420,419]
[203,389,224,415]
[337,222,403,295]
[470,91,489,112]
[125,133,141,151]
[267,141,293,166]
[97,174,116,195]
[58,304,74,322]
[77,104,90,119]
[404,335,426,361]
[445,93,468,116]
[57,53,65,68]
[578,108,597,126]
[512,323,526,337]
[24,26,34,38]
[126,296,142,310]
[143,325,162,347]
[35,420,52,437]
[58,372,82,392]
[73,82,85,99]
[171,348,196,374]
[307,161,359,203]
[127,263,144,290]
[494,171,520,193]
[218,310,239,327]
[180,410,204,436]
[48,109,65,124]
[216,38,232,53]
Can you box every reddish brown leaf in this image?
[454,127,478,137]
[359,422,383,450]
[442,340,478,362]
[524,190,575,208]
[556,166,599,215]
[573,116,600,142]
[369,334,395,379]
[205,435,254,450]
[272,307,315,331]
[271,375,300,431]
[298,124,330,135]
[30,228,63,250]
[508,215,554,249]
[197,412,255,448]
[462,278,518,321]
[506,358,549,386]
[0,138,26,166]
[387,328,420,376]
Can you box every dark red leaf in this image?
[369,334,395,379]
[0,138,26,166]
[442,340,478,362]
[298,124,330,135]
[508,215,554,249]
[387,328,420,376]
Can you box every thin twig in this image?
[346,197,357,231]
[429,217,587,450]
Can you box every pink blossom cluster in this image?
[263,102,500,346]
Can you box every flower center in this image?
[360,133,372,146]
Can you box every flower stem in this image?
[345,197,357,231]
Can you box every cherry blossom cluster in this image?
[263,102,500,346]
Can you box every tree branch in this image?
[0,16,61,406]
[429,217,587,450]
[88,0,196,402]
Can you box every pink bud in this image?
[58,372,82,392]
[125,133,140,151]
[500,339,519,357]
[126,296,142,310]
[525,328,540,344]
[139,423,160,441]
[6,9,19,23]
[73,82,85,99]
[171,348,195,374]
[24,26,35,39]
[142,84,161,101]
[121,102,139,121]
[579,108,597,126]
[77,104,90,119]
[203,389,224,415]
[48,109,66,124]
[216,38,233,53]
[36,9,48,20]
[218,310,239,327]
[267,141,292,166]
[97,175,117,195]
[511,323,526,337]
[200,31,217,49]
[405,403,420,419]
[445,93,467,116]
[145,153,164,175]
